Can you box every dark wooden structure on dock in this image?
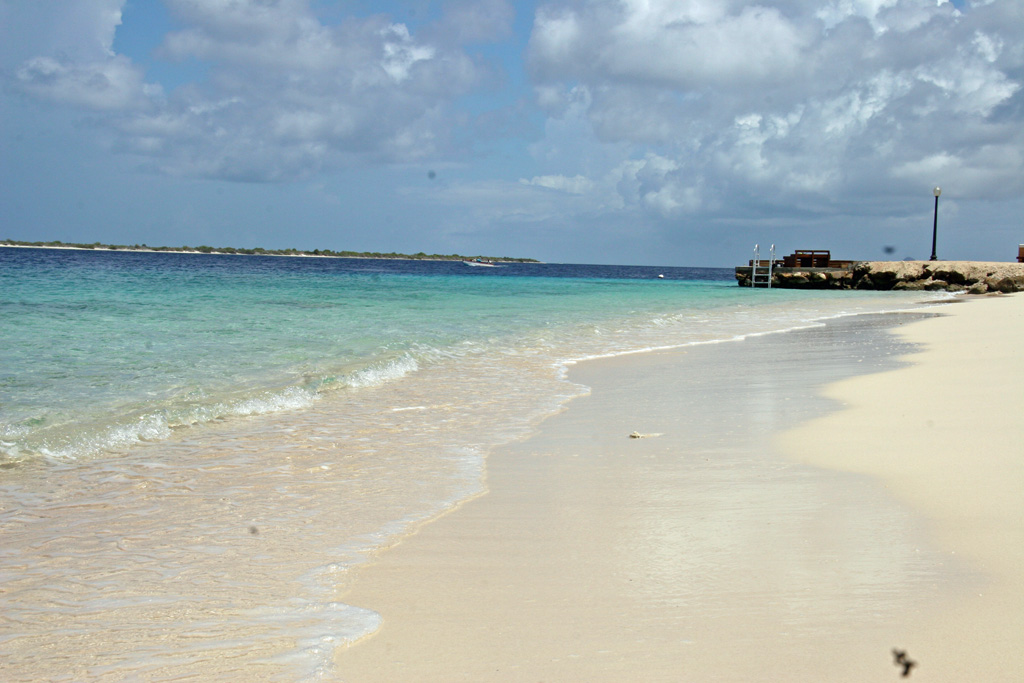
[783,250,831,268]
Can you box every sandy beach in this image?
[334,293,1023,682]
[779,293,1024,680]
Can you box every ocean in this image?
[0,247,950,680]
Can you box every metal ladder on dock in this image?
[751,244,775,288]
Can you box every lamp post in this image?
[929,186,941,261]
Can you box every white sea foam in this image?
[26,386,322,463]
[226,386,318,417]
[37,414,173,462]
[344,354,419,388]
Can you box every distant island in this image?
[0,239,538,263]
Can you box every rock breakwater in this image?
[737,261,1024,293]
[849,261,1024,293]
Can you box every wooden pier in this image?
[736,250,854,289]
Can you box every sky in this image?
[1,0,1022,267]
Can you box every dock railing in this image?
[750,244,775,288]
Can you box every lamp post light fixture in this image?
[930,186,941,261]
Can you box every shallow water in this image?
[335,314,969,683]
[0,247,952,680]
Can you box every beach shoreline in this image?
[5,251,960,681]
[334,296,1023,681]
[778,293,1024,680]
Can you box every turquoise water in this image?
[2,249,740,462]
[0,247,950,681]
[0,248,810,464]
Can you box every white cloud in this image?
[892,145,1024,197]
[7,0,493,182]
[521,174,595,194]
[516,153,705,220]
[971,30,1002,63]
[380,24,436,82]
[530,1,811,88]
[613,153,706,216]
[6,0,156,110]
[15,55,152,110]
[0,0,128,64]
[528,7,584,77]
[607,5,810,86]
[144,4,485,178]
[816,0,958,34]
[160,0,344,71]
[526,0,1024,217]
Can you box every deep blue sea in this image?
[0,247,950,680]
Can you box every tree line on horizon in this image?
[0,239,537,263]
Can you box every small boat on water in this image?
[463,259,499,267]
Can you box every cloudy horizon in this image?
[2,0,1022,266]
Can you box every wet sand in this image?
[779,293,1024,680]
[336,297,1023,681]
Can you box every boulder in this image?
[984,274,1024,293]
[780,273,810,286]
[893,280,927,291]
[930,267,971,286]
[850,261,1024,292]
